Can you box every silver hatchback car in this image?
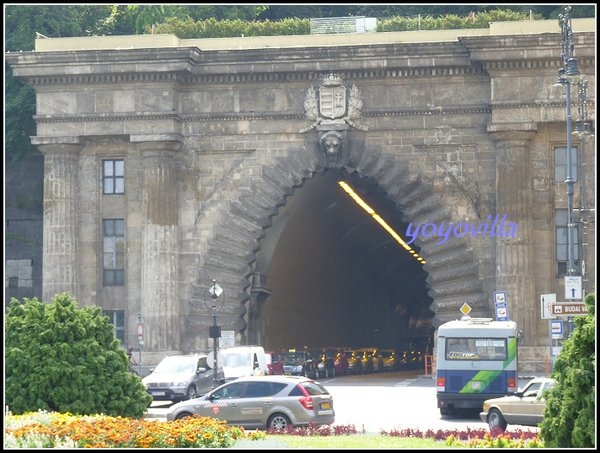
[142,354,225,402]
[166,375,335,430]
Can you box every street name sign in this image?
[551,302,589,316]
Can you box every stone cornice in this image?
[460,31,596,61]
[483,57,595,71]
[22,65,487,87]
[34,100,595,125]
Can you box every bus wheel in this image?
[488,409,507,431]
[440,407,452,416]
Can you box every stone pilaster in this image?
[34,138,83,303]
[489,125,538,346]
[134,136,182,356]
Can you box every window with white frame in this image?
[103,159,124,194]
[554,146,578,182]
[103,310,125,344]
[103,219,125,286]
[556,209,579,276]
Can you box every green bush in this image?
[152,10,543,39]
[5,293,152,418]
[153,17,310,38]
[539,293,595,448]
[378,9,544,32]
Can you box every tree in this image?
[540,293,596,448]
[5,293,152,417]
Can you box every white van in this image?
[215,346,268,381]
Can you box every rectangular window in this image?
[556,209,579,276]
[103,310,125,344]
[445,338,507,361]
[103,159,125,194]
[554,146,578,182]
[103,219,125,286]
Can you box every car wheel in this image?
[268,413,291,431]
[176,412,194,420]
[186,385,197,400]
[488,409,508,431]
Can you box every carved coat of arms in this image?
[299,73,368,133]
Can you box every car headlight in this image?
[483,402,488,412]
[171,382,187,387]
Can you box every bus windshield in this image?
[445,338,507,361]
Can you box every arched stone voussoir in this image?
[191,142,487,344]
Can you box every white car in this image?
[142,354,224,402]
[479,377,556,430]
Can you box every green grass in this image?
[262,434,446,448]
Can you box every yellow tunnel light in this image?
[338,180,425,265]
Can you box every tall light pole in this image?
[205,279,223,388]
[557,6,580,277]
[573,77,595,295]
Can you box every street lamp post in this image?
[557,6,580,277]
[205,279,223,388]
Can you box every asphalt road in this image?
[145,370,541,434]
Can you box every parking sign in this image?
[494,292,508,321]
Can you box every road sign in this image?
[495,303,508,321]
[551,320,563,339]
[220,330,235,348]
[494,291,506,305]
[540,293,556,319]
[494,291,508,321]
[551,302,589,316]
[564,276,582,300]
[460,303,472,316]
[209,282,223,298]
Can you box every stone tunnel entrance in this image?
[248,169,435,352]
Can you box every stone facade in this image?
[6,20,595,372]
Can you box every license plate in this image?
[151,391,165,396]
[320,402,331,410]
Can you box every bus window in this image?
[445,338,507,361]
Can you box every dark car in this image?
[308,348,336,378]
[376,349,400,371]
[266,351,284,375]
[280,351,318,379]
[167,375,335,429]
[333,348,349,375]
[344,349,363,374]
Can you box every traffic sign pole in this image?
[137,313,143,376]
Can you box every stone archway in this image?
[184,133,489,351]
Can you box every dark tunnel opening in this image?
[257,168,434,354]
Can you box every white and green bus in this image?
[435,317,519,416]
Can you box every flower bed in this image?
[4,409,264,448]
[381,426,544,448]
[265,423,364,436]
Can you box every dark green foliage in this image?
[540,293,596,448]
[153,17,310,39]
[6,294,152,417]
[378,9,544,32]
